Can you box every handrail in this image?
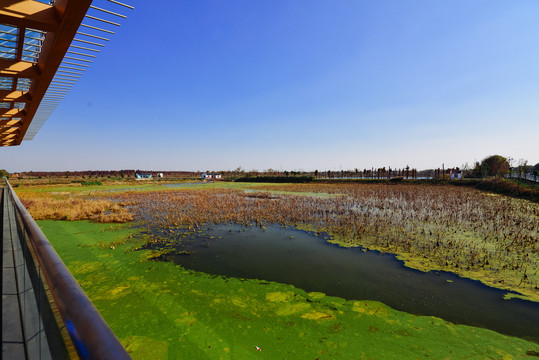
[6,181,131,360]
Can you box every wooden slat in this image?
[0,127,19,134]
[0,0,59,32]
[0,119,22,127]
[0,59,41,79]
[0,90,31,102]
[0,132,18,139]
[0,108,25,117]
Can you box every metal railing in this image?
[5,180,131,359]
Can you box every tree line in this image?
[3,155,537,181]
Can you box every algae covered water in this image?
[152,224,539,343]
[40,220,539,359]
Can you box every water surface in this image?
[151,224,539,343]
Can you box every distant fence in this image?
[506,173,539,183]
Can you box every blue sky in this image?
[3,0,539,172]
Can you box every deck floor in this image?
[2,185,53,360]
[2,184,27,358]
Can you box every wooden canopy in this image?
[0,0,132,147]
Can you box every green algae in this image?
[39,220,538,359]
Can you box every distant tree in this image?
[461,162,471,178]
[0,169,8,178]
[469,161,481,178]
[516,159,530,179]
[480,155,510,177]
[314,170,319,178]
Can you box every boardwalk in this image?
[1,180,130,359]
[2,183,52,359]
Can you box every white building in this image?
[450,170,462,180]
[135,173,152,179]
[202,172,222,180]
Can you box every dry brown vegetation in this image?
[19,191,133,223]
[114,183,538,301]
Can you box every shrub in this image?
[80,181,102,186]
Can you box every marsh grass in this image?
[18,190,133,222]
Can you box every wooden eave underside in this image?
[0,0,92,146]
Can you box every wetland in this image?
[14,180,539,358]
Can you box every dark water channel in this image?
[153,224,539,343]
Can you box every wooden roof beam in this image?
[0,59,41,79]
[0,0,59,32]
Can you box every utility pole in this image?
[442,163,445,180]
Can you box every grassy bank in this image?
[40,220,538,359]
[458,178,539,203]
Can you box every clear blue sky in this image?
[3,0,539,172]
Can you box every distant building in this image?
[450,169,462,180]
[202,172,222,180]
[135,173,152,179]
